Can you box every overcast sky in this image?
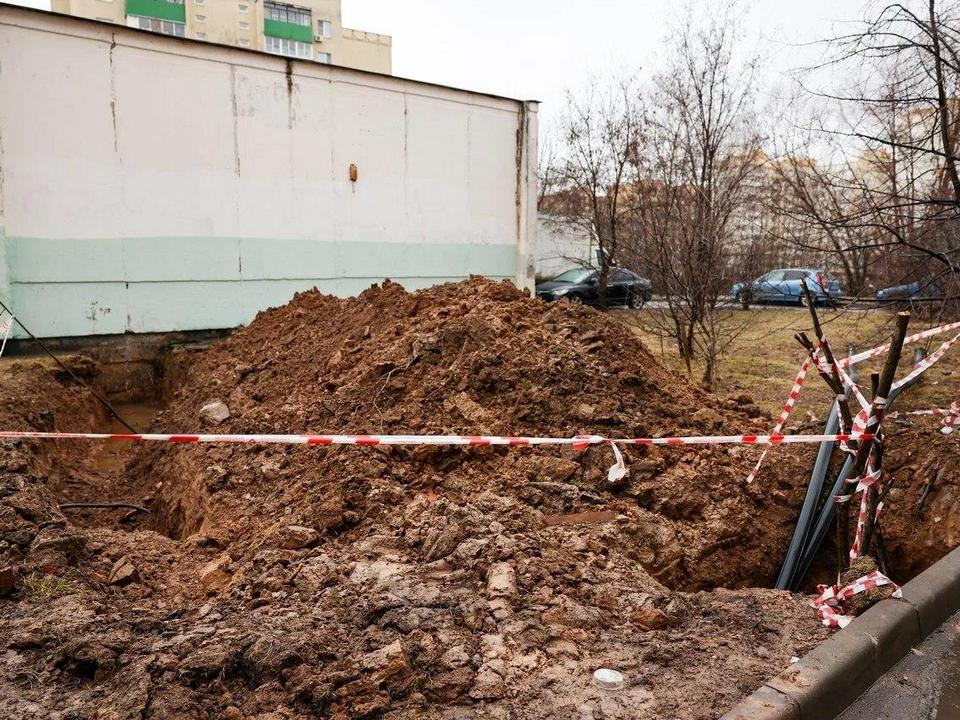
[10,0,869,128]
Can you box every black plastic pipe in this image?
[788,368,924,590]
[790,452,854,589]
[774,400,840,589]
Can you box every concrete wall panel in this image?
[0,6,537,338]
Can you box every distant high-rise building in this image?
[50,0,391,74]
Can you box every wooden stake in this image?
[855,313,910,560]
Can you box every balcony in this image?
[125,0,186,23]
[263,18,313,44]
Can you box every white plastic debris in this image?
[592,668,624,690]
[607,463,629,484]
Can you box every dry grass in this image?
[618,305,960,418]
[19,573,79,600]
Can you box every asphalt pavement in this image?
[638,299,884,311]
[838,611,960,720]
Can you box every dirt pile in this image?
[0,279,831,720]
[139,278,809,591]
[877,414,960,578]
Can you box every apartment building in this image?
[50,0,391,73]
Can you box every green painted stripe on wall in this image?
[263,18,313,43]
[125,0,186,23]
[2,237,518,337]
[5,237,516,283]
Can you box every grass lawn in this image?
[619,305,960,421]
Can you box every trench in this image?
[1,347,187,535]
[8,349,955,595]
[72,400,164,528]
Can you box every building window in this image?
[239,21,249,30]
[264,35,312,59]
[194,0,204,4]
[238,3,248,11]
[316,52,331,64]
[239,38,251,47]
[131,15,186,37]
[195,31,206,39]
[264,1,311,26]
[195,14,206,22]
[316,19,332,39]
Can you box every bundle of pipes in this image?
[775,284,948,591]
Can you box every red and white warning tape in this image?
[0,430,877,447]
[892,330,960,391]
[839,320,960,368]
[0,429,876,487]
[0,321,950,485]
[812,569,902,629]
[843,329,960,437]
[749,320,960,483]
[889,402,960,434]
[745,354,813,484]
[847,467,882,562]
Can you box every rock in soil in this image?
[108,555,138,585]
[198,400,230,426]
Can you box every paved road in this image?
[635,299,884,312]
[839,611,960,719]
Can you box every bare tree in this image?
[791,0,960,298]
[628,2,762,385]
[551,75,642,305]
[764,122,875,294]
[537,125,561,211]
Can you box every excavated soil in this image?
[875,417,960,578]
[0,278,857,719]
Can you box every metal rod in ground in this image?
[0,299,139,434]
[774,399,840,590]
[916,466,941,517]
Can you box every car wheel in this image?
[567,294,584,305]
[799,293,810,308]
[736,290,750,309]
[627,290,645,309]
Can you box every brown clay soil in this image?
[18,276,958,719]
[874,417,960,580]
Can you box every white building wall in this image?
[0,6,537,338]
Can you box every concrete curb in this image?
[721,544,960,720]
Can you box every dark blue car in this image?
[730,269,842,307]
[875,280,943,303]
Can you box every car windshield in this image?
[551,268,594,283]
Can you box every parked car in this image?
[730,269,842,307]
[875,280,943,303]
[536,267,653,308]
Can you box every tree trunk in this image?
[930,0,960,205]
